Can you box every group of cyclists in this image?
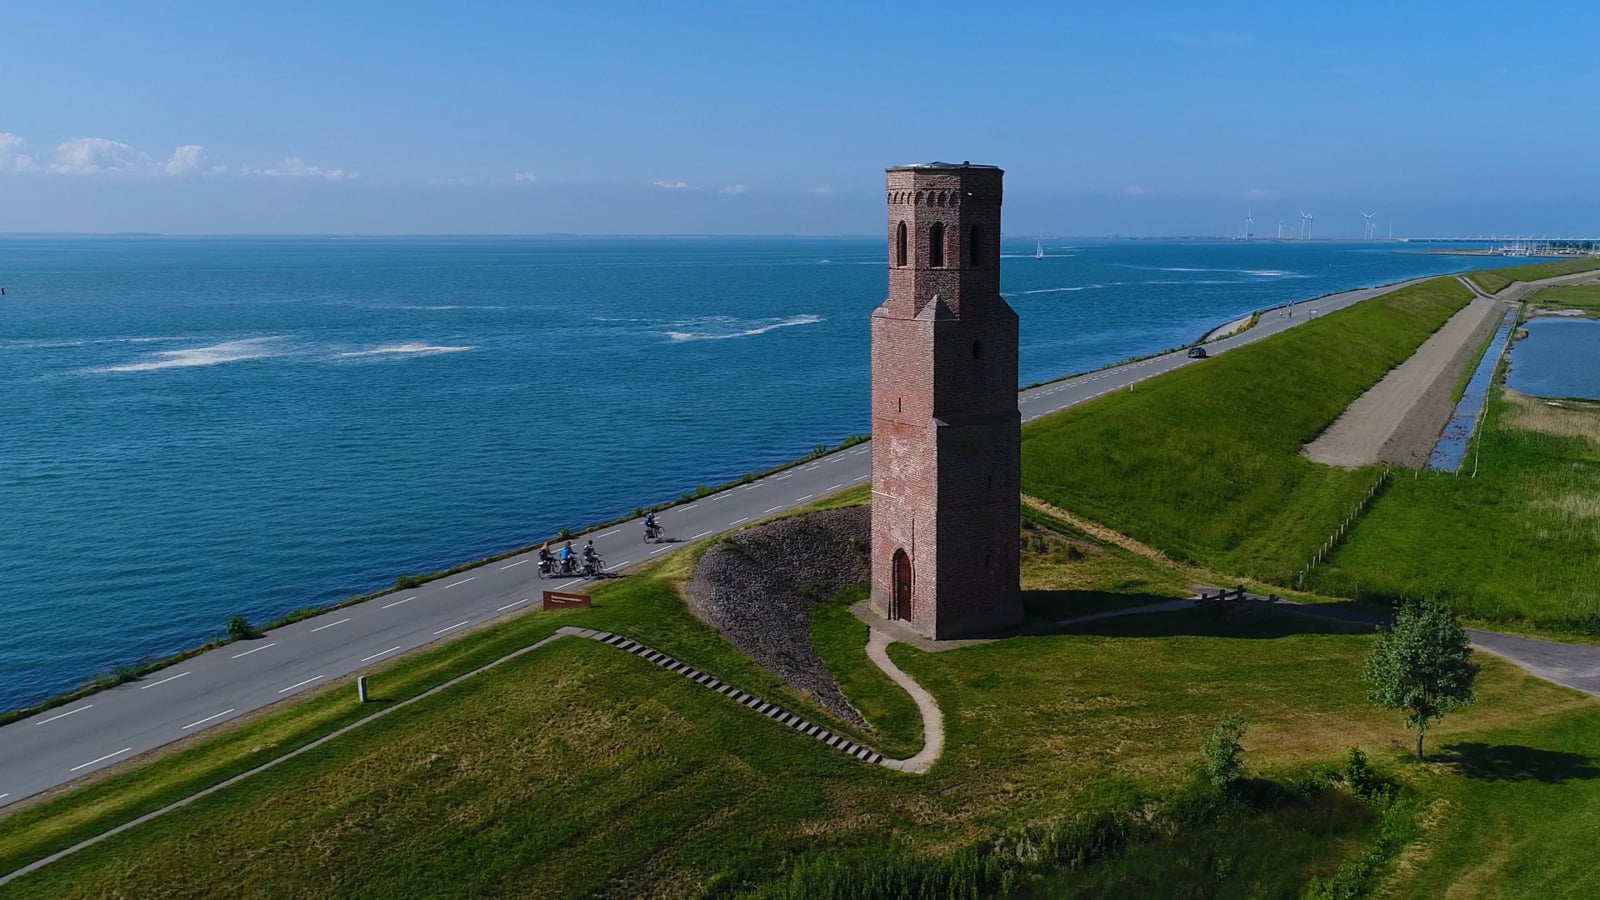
[535,513,667,579]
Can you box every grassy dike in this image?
[1020,276,1472,584]
[7,492,1600,897]
[1313,387,1600,632]
[1466,257,1600,294]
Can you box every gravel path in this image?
[1304,295,1508,469]
[683,507,869,725]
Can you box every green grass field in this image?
[6,502,1600,897]
[1020,276,1471,584]
[1314,389,1600,632]
[1528,284,1600,318]
[1467,258,1600,294]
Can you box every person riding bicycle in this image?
[583,540,599,564]
[538,542,553,568]
[644,512,660,537]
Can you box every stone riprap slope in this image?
[684,507,870,725]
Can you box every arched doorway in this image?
[892,549,912,621]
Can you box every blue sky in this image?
[3,0,1597,235]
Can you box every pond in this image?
[1507,317,1600,401]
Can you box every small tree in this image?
[227,615,258,641]
[1364,600,1477,760]
[1202,714,1248,790]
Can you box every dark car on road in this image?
[1187,346,1208,359]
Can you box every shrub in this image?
[394,573,422,589]
[227,616,259,641]
[1203,714,1248,790]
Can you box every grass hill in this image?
[1020,276,1471,585]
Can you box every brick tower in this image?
[869,162,1022,639]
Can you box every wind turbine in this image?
[1277,220,1285,239]
[1244,209,1253,240]
[1300,210,1313,240]
[1362,211,1376,240]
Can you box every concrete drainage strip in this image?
[565,627,931,771]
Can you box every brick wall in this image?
[870,163,1022,639]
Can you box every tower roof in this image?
[886,161,1001,172]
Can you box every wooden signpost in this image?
[542,590,591,611]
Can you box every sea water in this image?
[0,236,1530,711]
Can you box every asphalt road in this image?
[0,276,1422,809]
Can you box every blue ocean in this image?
[0,236,1525,711]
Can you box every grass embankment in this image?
[1020,276,1472,584]
[1467,258,1600,294]
[1528,284,1600,319]
[8,498,1600,897]
[1314,389,1600,632]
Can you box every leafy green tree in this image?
[1202,714,1248,790]
[1364,601,1477,760]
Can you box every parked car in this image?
[1187,346,1208,359]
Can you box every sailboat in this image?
[1034,241,1044,261]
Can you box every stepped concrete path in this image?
[0,275,1439,810]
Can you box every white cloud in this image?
[0,133,39,172]
[1122,185,1154,197]
[513,171,537,184]
[242,156,359,182]
[50,137,154,175]
[1244,188,1281,200]
[652,180,695,190]
[164,145,207,176]
[719,184,748,195]
[1,133,217,177]
[804,186,835,196]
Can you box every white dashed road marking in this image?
[496,598,529,612]
[764,506,783,514]
[311,618,350,633]
[231,643,276,659]
[442,577,475,590]
[182,708,236,730]
[360,646,402,662]
[599,529,621,538]
[36,705,93,726]
[278,676,324,694]
[70,747,133,772]
[433,621,470,636]
[730,517,749,525]
[381,596,416,609]
[139,672,190,690]
[500,560,527,570]
[691,530,713,539]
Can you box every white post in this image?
[358,676,369,703]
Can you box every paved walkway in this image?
[865,630,943,773]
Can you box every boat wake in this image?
[666,314,822,342]
[89,337,283,373]
[334,343,476,358]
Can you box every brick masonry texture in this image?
[683,507,871,725]
[871,163,1023,640]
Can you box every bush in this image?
[227,616,259,641]
[1203,715,1248,790]
[394,573,422,589]
[1342,747,1392,805]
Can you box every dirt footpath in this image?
[1304,295,1509,468]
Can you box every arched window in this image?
[969,224,982,267]
[896,221,907,267]
[929,222,945,268]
